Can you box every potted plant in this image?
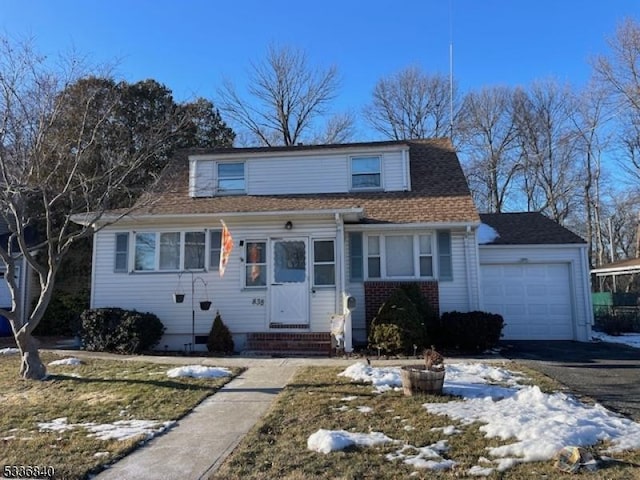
[400,346,445,396]
[200,300,212,311]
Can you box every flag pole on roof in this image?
[219,220,233,278]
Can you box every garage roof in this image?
[479,212,586,245]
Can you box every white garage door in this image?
[481,263,574,340]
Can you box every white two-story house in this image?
[78,139,593,353]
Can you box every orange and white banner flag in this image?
[219,220,233,277]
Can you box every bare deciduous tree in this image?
[593,18,640,180]
[0,37,189,379]
[217,45,352,146]
[512,80,580,224]
[364,66,455,140]
[568,82,610,266]
[457,86,519,212]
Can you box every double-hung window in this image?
[114,233,130,272]
[133,231,207,272]
[217,162,245,194]
[364,234,438,279]
[159,232,180,270]
[184,232,206,270]
[245,241,267,287]
[351,156,381,190]
[209,230,222,271]
[313,240,335,286]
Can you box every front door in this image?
[270,238,309,326]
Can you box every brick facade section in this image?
[246,332,331,354]
[364,281,439,334]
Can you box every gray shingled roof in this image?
[479,212,586,245]
[130,138,479,224]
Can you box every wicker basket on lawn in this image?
[400,365,445,396]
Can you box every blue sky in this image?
[2,1,639,140]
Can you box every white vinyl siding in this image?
[190,148,409,197]
[439,231,478,313]
[92,217,340,351]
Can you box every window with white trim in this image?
[184,232,206,270]
[367,236,381,278]
[217,162,245,194]
[133,231,207,272]
[365,234,436,279]
[351,156,381,190]
[209,230,221,271]
[245,241,267,287]
[114,233,129,272]
[313,240,335,286]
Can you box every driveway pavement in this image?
[500,340,640,421]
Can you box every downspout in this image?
[579,244,594,342]
[464,226,475,310]
[335,213,352,352]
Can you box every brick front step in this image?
[245,332,331,356]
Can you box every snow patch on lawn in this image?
[38,417,175,441]
[48,357,83,366]
[166,365,232,379]
[307,429,396,454]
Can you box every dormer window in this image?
[217,162,245,194]
[351,156,381,190]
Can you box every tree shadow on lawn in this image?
[46,373,226,392]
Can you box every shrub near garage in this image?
[80,308,165,353]
[369,288,425,355]
[437,311,504,352]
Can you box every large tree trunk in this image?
[16,329,46,380]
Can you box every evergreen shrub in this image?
[80,307,165,353]
[368,288,425,355]
[437,311,504,352]
[207,311,234,354]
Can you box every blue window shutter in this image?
[349,232,363,281]
[437,231,453,281]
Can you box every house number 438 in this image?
[252,298,265,306]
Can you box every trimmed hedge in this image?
[437,311,504,352]
[80,307,165,354]
[368,288,425,355]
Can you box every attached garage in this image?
[478,213,593,342]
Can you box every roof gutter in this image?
[343,221,480,231]
[73,207,366,227]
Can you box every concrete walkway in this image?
[94,365,297,480]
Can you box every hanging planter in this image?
[173,273,186,303]
[173,293,185,304]
[200,300,212,311]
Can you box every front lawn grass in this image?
[211,364,640,480]
[0,351,241,479]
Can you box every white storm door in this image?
[270,238,309,326]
